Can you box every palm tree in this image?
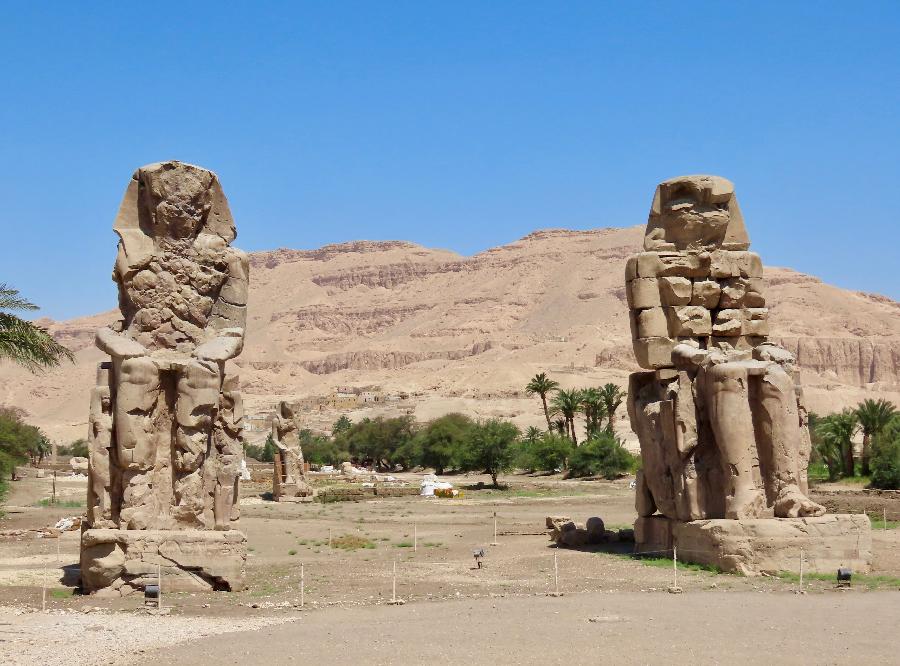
[855,399,897,476]
[579,387,603,439]
[599,383,626,434]
[552,418,567,436]
[550,388,582,446]
[525,372,559,431]
[815,410,858,478]
[523,426,542,446]
[0,284,73,372]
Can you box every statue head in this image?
[644,175,749,251]
[138,162,214,240]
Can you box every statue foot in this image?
[774,486,826,518]
[725,487,766,520]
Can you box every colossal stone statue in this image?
[81,161,248,595]
[627,175,870,574]
[271,401,313,501]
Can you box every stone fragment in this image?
[632,252,665,278]
[691,280,721,308]
[626,278,661,309]
[658,277,693,305]
[665,306,712,336]
[586,517,606,544]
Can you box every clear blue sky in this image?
[2,2,898,320]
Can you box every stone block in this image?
[626,278,661,309]
[669,515,872,575]
[80,528,247,595]
[657,252,710,278]
[633,337,675,369]
[665,306,712,336]
[636,308,668,338]
[743,308,769,336]
[718,277,748,308]
[633,515,673,554]
[712,309,743,336]
[691,280,721,308]
[633,252,665,278]
[710,250,763,279]
[659,277,693,305]
[745,278,766,307]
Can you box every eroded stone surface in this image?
[626,176,829,534]
[272,401,313,500]
[82,161,248,593]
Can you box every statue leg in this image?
[755,364,825,518]
[114,356,161,528]
[703,362,766,519]
[174,359,220,527]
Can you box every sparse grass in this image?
[50,588,74,599]
[470,487,589,499]
[631,555,722,574]
[288,549,297,556]
[37,498,84,508]
[330,534,376,550]
[393,541,414,548]
[422,542,443,548]
[867,513,900,530]
[776,571,900,590]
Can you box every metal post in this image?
[554,552,560,596]
[392,560,397,603]
[798,548,804,592]
[414,523,417,552]
[56,535,61,565]
[52,471,56,505]
[491,511,499,546]
[158,564,163,610]
[42,585,46,612]
[884,508,888,534]
[329,528,332,549]
[300,563,305,608]
[673,546,678,590]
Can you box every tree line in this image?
[812,398,900,489]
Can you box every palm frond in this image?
[0,312,74,372]
[0,284,39,312]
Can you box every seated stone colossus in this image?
[81,161,248,594]
[271,401,313,501]
[627,175,826,523]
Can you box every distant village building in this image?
[358,390,382,404]
[244,413,274,433]
[324,391,358,410]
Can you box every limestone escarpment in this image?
[3,224,899,443]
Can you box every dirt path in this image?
[140,590,900,665]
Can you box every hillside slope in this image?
[2,226,899,443]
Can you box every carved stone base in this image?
[80,528,247,596]
[634,514,871,575]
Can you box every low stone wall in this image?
[314,485,418,502]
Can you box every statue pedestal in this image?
[80,528,247,596]
[634,514,871,575]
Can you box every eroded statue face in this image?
[140,164,214,240]
[657,181,731,250]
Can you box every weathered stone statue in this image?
[271,401,313,501]
[627,175,870,574]
[81,161,248,595]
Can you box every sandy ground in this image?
[2,471,899,665]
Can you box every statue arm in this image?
[96,326,147,359]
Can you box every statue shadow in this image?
[59,563,82,588]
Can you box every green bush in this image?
[58,438,88,458]
[567,432,636,479]
[870,418,900,490]
[410,413,474,474]
[520,432,573,473]
[460,419,519,487]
